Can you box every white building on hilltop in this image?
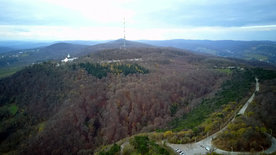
[61,54,77,63]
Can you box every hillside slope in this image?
[0,47,234,154]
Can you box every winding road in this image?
[167,78,276,155]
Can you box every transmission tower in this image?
[123,17,126,49]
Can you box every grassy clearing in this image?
[0,67,23,79]
[8,104,18,115]
[216,68,232,74]
[244,53,268,61]
[38,122,46,133]
[121,136,170,155]
[0,104,19,116]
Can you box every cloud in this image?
[0,25,123,40]
[41,0,135,23]
[0,0,94,26]
[1,0,276,28]
[0,0,276,40]
[126,0,276,28]
[1,24,276,41]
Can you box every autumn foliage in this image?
[0,47,238,154]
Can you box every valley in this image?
[140,40,276,65]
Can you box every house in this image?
[61,54,77,63]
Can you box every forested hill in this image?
[0,47,228,154]
[0,40,153,69]
[0,46,275,154]
[0,43,89,68]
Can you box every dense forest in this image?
[0,47,275,154]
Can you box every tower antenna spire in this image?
[123,17,126,49]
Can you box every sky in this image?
[0,0,276,41]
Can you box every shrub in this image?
[163,131,173,138]
[132,136,149,154]
[99,144,121,155]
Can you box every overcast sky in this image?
[0,0,276,41]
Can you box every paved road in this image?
[238,78,258,115]
[213,133,276,155]
[264,133,276,154]
[168,78,276,155]
[120,141,129,155]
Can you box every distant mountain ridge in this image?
[87,39,154,51]
[0,39,154,68]
[0,40,105,50]
[0,47,14,54]
[0,43,90,68]
[0,41,53,50]
[1,39,276,70]
[139,39,276,65]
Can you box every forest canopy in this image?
[79,62,149,78]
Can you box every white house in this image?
[61,54,77,63]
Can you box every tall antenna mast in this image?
[123,17,126,49]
